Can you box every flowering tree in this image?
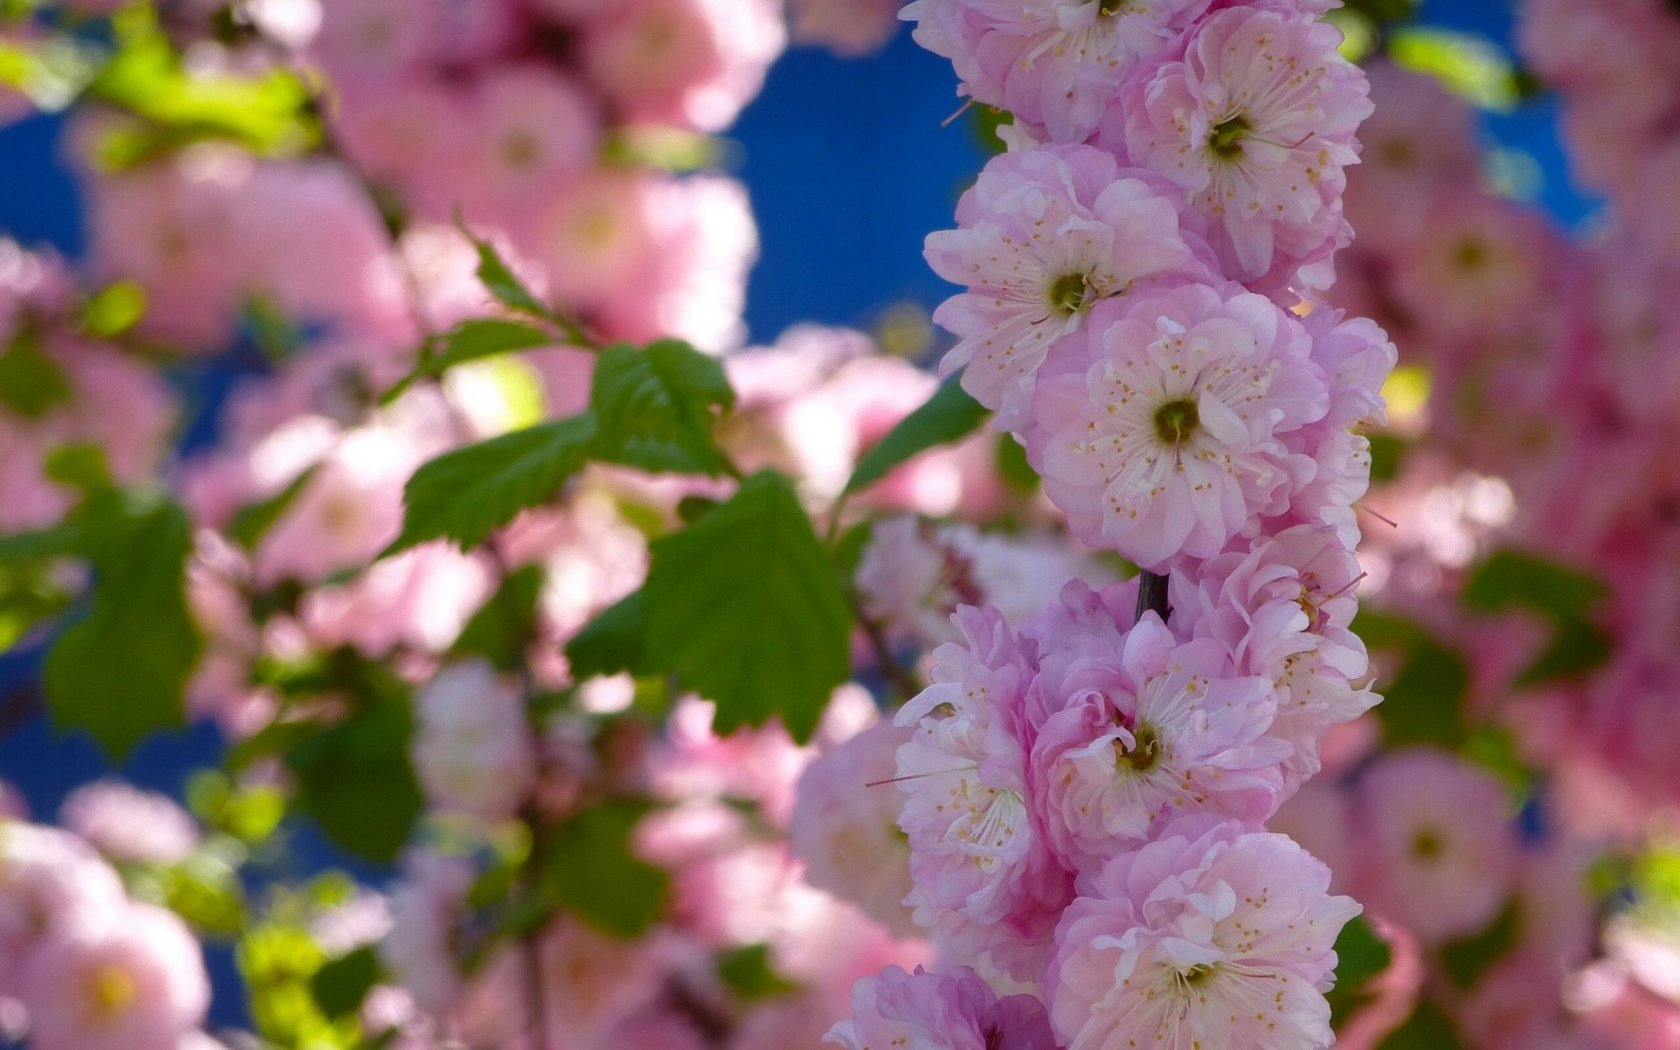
[0,1,1678,1049]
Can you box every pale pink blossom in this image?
[1029,283,1329,570]
[412,661,538,824]
[60,781,199,866]
[925,145,1213,427]
[380,851,474,1015]
[788,0,903,56]
[460,67,601,225]
[895,605,1071,984]
[0,823,126,996]
[580,0,785,133]
[826,965,1059,1050]
[1350,749,1518,943]
[902,0,1213,142]
[1046,818,1358,1050]
[19,901,210,1050]
[1109,6,1372,294]
[1028,612,1285,871]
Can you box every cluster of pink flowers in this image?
[0,813,212,1050]
[817,0,1394,1045]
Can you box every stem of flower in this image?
[1135,570,1170,626]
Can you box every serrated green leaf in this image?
[452,564,545,671]
[644,471,852,742]
[383,319,552,404]
[388,413,599,555]
[227,466,319,551]
[1462,549,1607,622]
[844,377,990,496]
[0,326,71,418]
[590,341,735,476]
[310,945,382,1019]
[544,801,668,937]
[464,228,556,323]
[43,499,201,758]
[284,694,422,864]
[717,943,801,1001]
[565,590,652,681]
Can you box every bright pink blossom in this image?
[1029,284,1329,570]
[925,145,1213,428]
[1046,818,1358,1050]
[902,0,1213,142]
[1109,6,1372,294]
[825,965,1060,1050]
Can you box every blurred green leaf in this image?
[717,943,801,1001]
[44,497,201,758]
[1462,549,1607,622]
[845,377,990,496]
[1439,898,1520,989]
[80,280,147,338]
[310,945,381,1019]
[42,443,112,494]
[227,466,320,552]
[284,694,422,864]
[382,318,552,404]
[1389,27,1522,111]
[453,564,545,672]
[565,589,652,681]
[0,326,70,418]
[388,413,599,555]
[644,471,852,742]
[590,341,736,477]
[1377,1002,1467,1049]
[1515,618,1612,686]
[161,852,248,937]
[1329,916,1394,1029]
[544,800,668,937]
[996,432,1039,492]
[1355,610,1468,748]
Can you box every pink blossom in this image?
[459,67,601,226]
[298,543,495,656]
[1109,6,1372,294]
[825,965,1059,1050]
[1046,818,1358,1050]
[1028,612,1285,871]
[902,0,1213,143]
[895,605,1071,985]
[380,851,474,1015]
[788,0,903,56]
[412,661,538,824]
[1029,283,1329,570]
[19,901,210,1050]
[925,145,1214,428]
[333,78,476,222]
[790,717,921,938]
[60,781,200,866]
[580,0,785,133]
[0,823,126,996]
[1349,749,1518,943]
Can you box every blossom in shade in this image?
[18,900,210,1050]
[825,964,1060,1050]
[1028,611,1285,872]
[894,605,1071,984]
[1029,283,1329,570]
[60,781,200,866]
[1046,818,1358,1050]
[925,145,1214,428]
[1109,6,1373,293]
[902,0,1213,142]
[1349,749,1518,943]
[412,661,538,824]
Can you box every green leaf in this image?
[388,413,599,555]
[717,943,801,1001]
[383,319,552,404]
[41,443,112,494]
[1462,549,1607,622]
[1376,1003,1467,1050]
[452,564,545,671]
[463,227,556,323]
[227,466,319,551]
[590,341,735,476]
[544,801,668,937]
[564,590,653,681]
[1368,433,1406,485]
[844,377,990,495]
[0,327,71,418]
[1439,898,1520,989]
[1328,917,1393,1029]
[310,945,382,1019]
[160,852,247,936]
[1515,618,1612,686]
[284,694,423,864]
[43,499,201,758]
[81,280,147,338]
[644,471,852,742]
[1389,27,1521,112]
[1356,610,1469,749]
[996,433,1039,492]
